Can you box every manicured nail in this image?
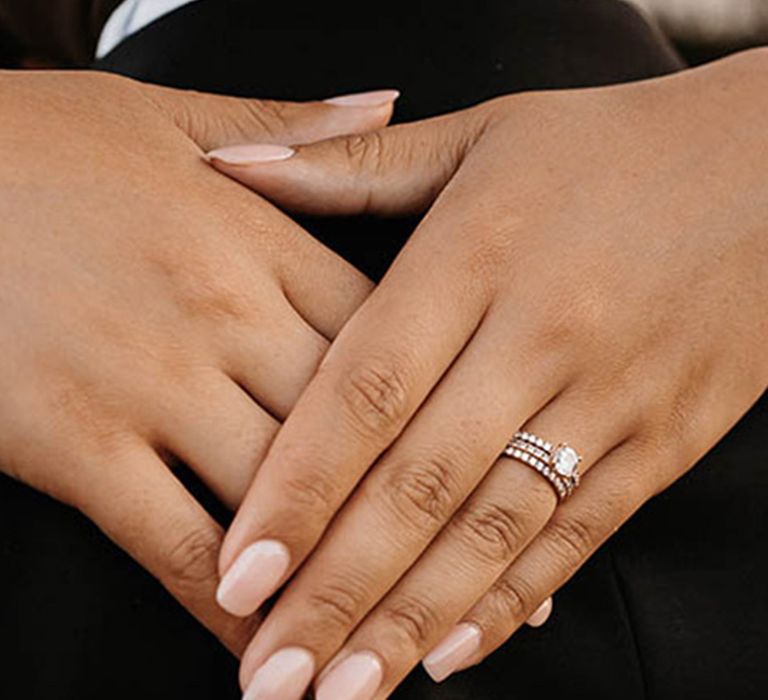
[243,647,315,700]
[422,623,482,683]
[324,89,400,108]
[526,597,553,628]
[315,652,383,700]
[242,647,315,700]
[216,540,290,616]
[206,144,295,165]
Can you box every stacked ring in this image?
[502,431,582,501]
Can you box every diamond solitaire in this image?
[507,432,583,501]
[553,445,581,477]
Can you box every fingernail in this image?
[324,89,400,107]
[315,652,383,700]
[241,647,315,700]
[422,623,482,683]
[216,540,290,616]
[206,144,295,165]
[526,597,553,628]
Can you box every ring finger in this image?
[304,392,631,700]
[428,440,654,684]
[239,380,632,699]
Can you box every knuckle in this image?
[280,466,339,521]
[552,284,611,352]
[344,131,385,174]
[544,515,596,564]
[145,247,254,326]
[379,453,458,530]
[454,501,527,562]
[165,526,222,593]
[306,583,364,631]
[338,359,411,438]
[489,575,535,622]
[382,595,441,649]
[232,98,291,140]
[530,299,580,352]
[527,283,607,358]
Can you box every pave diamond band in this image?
[502,431,582,501]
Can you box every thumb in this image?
[206,101,495,217]
[145,84,400,152]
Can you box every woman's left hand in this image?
[211,50,768,699]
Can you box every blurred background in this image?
[630,0,768,63]
[1,0,767,68]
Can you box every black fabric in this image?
[0,0,120,65]
[98,0,684,281]
[2,2,766,699]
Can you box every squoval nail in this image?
[216,540,290,617]
[242,647,315,700]
[206,144,295,165]
[526,597,553,628]
[324,89,400,107]
[315,652,383,700]
[423,623,482,683]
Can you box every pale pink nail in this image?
[206,144,295,165]
[422,623,482,683]
[241,647,315,700]
[526,597,553,628]
[315,652,383,700]
[216,540,290,617]
[324,89,400,107]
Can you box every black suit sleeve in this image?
[0,0,119,64]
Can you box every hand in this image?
[0,70,396,653]
[211,49,768,698]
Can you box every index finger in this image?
[77,440,262,655]
[217,205,490,617]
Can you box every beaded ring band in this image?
[502,431,582,501]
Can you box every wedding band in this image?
[502,431,582,501]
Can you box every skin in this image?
[212,48,768,697]
[0,69,395,654]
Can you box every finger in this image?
[470,349,768,666]
[236,341,635,695]
[217,103,513,624]
[207,101,496,217]
[76,438,263,656]
[293,394,630,699]
[155,299,333,509]
[238,447,552,696]
[214,295,331,419]
[274,221,375,340]
[306,460,548,698]
[526,597,554,628]
[147,368,280,510]
[147,84,400,151]
[217,219,495,619]
[233,317,565,685]
[144,79,380,339]
[426,441,654,684]
[207,183,373,341]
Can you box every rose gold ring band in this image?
[502,431,582,502]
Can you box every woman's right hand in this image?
[0,70,395,653]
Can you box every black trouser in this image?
[1,2,766,698]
